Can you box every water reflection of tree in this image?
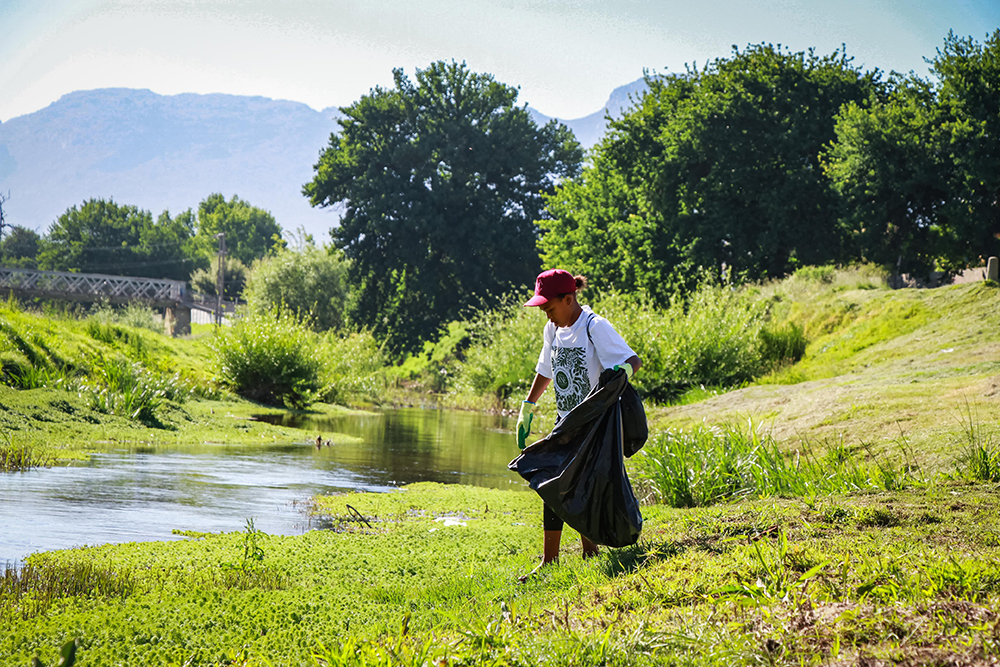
[305,410,521,489]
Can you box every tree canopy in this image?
[38,199,201,281]
[540,44,881,300]
[1,226,42,269]
[304,60,582,353]
[823,30,1000,275]
[196,193,284,266]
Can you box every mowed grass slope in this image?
[654,277,1000,471]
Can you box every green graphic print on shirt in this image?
[552,346,590,414]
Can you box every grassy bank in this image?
[5,482,1000,666]
[0,302,374,468]
[651,276,1000,475]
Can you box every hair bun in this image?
[574,275,588,290]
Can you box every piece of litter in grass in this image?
[434,517,467,527]
[941,348,955,353]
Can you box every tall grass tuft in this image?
[636,421,919,508]
[80,356,188,421]
[212,308,322,408]
[0,432,54,471]
[955,403,1000,482]
[0,560,138,621]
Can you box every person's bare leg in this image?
[519,530,561,582]
[581,535,599,559]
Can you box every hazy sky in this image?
[1,0,997,123]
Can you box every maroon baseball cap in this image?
[524,269,577,307]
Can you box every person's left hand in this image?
[516,401,534,450]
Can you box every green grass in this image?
[635,420,919,507]
[5,482,1000,666]
[655,278,1000,473]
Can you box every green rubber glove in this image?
[516,400,534,450]
[613,362,634,379]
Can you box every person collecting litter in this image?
[516,268,641,578]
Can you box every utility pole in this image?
[215,232,226,327]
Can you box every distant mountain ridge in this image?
[0,81,648,239]
[528,77,648,148]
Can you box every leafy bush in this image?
[595,285,774,400]
[318,330,388,404]
[393,321,470,393]
[243,246,350,331]
[452,296,546,402]
[211,309,322,408]
[450,282,808,405]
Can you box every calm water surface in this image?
[0,408,524,563]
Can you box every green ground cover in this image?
[5,482,1000,666]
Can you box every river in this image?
[0,408,523,563]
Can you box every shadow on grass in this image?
[601,538,685,578]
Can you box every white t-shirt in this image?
[535,306,637,419]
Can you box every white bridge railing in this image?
[0,267,186,305]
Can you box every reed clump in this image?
[636,421,919,508]
[0,560,138,621]
[0,434,54,471]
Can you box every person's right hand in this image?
[516,400,534,450]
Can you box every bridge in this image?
[0,267,236,336]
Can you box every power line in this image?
[53,239,197,252]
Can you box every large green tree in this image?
[824,30,1000,276]
[822,77,948,275]
[540,44,880,301]
[196,193,284,266]
[38,199,201,280]
[304,60,582,352]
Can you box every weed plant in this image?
[212,308,323,408]
[636,421,919,507]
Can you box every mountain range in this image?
[0,79,648,240]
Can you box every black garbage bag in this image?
[509,368,644,548]
[621,382,648,458]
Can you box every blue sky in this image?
[1,0,997,122]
